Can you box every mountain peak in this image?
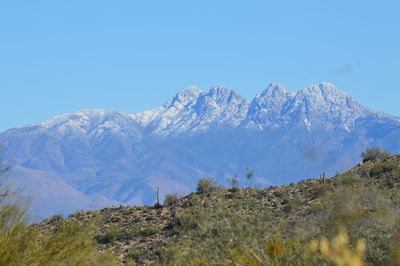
[278,83,372,131]
[209,84,233,97]
[319,82,337,89]
[38,109,120,129]
[163,86,204,110]
[300,83,347,97]
[203,85,246,106]
[247,84,294,125]
[294,83,353,110]
[256,83,291,99]
[211,83,226,90]
[179,85,203,95]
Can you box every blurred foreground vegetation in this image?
[0,157,117,265]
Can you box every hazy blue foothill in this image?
[1,83,399,221]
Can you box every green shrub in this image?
[196,178,216,194]
[0,206,116,265]
[273,188,284,198]
[370,161,397,176]
[97,224,138,244]
[361,147,391,162]
[310,183,333,199]
[127,246,146,264]
[164,193,179,206]
[172,209,206,232]
[0,156,117,265]
[182,198,197,208]
[283,197,302,213]
[140,224,158,237]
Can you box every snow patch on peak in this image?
[38,109,121,129]
[163,86,204,111]
[247,83,295,125]
[27,109,143,140]
[279,84,373,131]
[192,86,249,125]
[293,83,355,111]
[206,85,244,103]
[245,82,399,131]
[134,85,250,136]
[210,84,229,94]
[319,82,337,89]
[300,83,347,98]
[256,83,295,100]
[319,83,348,97]
[178,85,203,96]
[129,108,163,127]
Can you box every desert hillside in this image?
[36,151,400,265]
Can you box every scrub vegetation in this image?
[2,147,400,265]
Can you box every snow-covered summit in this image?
[244,82,400,131]
[294,83,353,110]
[9,109,143,140]
[255,83,293,99]
[163,86,204,110]
[131,85,249,136]
[191,85,249,127]
[301,82,346,95]
[279,83,369,130]
[247,83,295,126]
[38,109,123,128]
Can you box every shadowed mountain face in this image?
[1,83,399,220]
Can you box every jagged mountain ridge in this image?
[131,82,395,135]
[17,82,394,138]
[1,82,399,220]
[131,85,250,136]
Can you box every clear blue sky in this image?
[1,0,399,132]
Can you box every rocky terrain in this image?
[37,153,400,265]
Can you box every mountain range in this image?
[1,82,400,220]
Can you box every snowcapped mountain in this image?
[1,83,399,221]
[247,83,296,127]
[132,85,249,136]
[246,82,392,131]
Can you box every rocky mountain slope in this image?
[37,154,400,265]
[1,83,399,220]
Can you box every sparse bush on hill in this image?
[310,182,333,199]
[361,147,391,162]
[228,175,240,192]
[246,166,254,187]
[196,177,216,194]
[164,193,179,206]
